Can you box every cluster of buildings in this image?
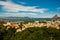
[0,15,60,32]
[2,20,60,32]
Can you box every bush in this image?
[0,26,60,40]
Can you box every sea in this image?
[0,17,53,22]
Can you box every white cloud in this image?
[57,7,60,9]
[0,0,48,13]
[0,12,38,18]
[18,2,27,4]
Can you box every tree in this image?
[0,26,60,40]
[3,28,16,40]
[15,27,50,40]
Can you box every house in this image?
[3,22,19,29]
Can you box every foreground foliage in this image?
[0,26,60,40]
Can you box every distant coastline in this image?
[0,17,60,22]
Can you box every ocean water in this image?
[0,17,53,22]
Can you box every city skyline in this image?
[0,0,60,18]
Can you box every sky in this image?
[0,0,60,18]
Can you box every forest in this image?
[0,25,60,40]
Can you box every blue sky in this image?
[0,0,60,18]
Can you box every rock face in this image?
[53,15,58,21]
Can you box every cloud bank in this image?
[0,0,48,13]
[57,7,60,9]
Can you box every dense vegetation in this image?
[0,26,60,40]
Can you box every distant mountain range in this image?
[0,17,60,22]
